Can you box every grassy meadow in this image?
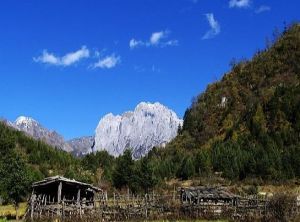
[0,202,26,221]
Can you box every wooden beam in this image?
[30,194,35,221]
[57,182,62,203]
[77,188,81,205]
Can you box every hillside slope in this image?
[151,24,300,181]
[0,122,85,183]
[183,24,300,148]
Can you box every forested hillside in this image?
[0,121,91,205]
[147,23,300,181]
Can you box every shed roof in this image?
[32,176,102,192]
[180,186,237,200]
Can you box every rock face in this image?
[67,136,95,156]
[94,102,183,158]
[11,116,73,152]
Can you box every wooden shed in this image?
[180,186,239,206]
[26,176,102,220]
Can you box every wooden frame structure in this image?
[27,176,102,220]
[180,186,238,206]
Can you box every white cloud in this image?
[255,5,271,13]
[165,40,179,46]
[129,39,144,49]
[33,50,60,65]
[93,54,120,69]
[202,13,221,40]
[229,0,250,8]
[60,46,89,66]
[150,31,167,45]
[34,46,90,66]
[94,50,101,58]
[129,30,178,49]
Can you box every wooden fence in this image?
[25,192,300,221]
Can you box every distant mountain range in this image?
[2,116,75,152]
[1,102,182,158]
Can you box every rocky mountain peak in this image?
[67,136,95,157]
[12,116,74,152]
[15,116,40,129]
[94,102,183,158]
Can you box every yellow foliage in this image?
[223,114,234,130]
[0,202,26,218]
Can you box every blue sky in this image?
[0,0,299,139]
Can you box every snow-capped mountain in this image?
[5,116,74,152]
[67,136,95,156]
[94,102,183,158]
[1,116,94,155]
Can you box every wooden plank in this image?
[57,182,62,203]
[77,189,81,205]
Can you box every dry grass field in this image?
[0,202,26,220]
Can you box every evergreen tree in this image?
[177,156,195,180]
[137,157,157,193]
[112,149,134,190]
[0,139,30,220]
[194,149,211,176]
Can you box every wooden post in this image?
[185,192,187,202]
[77,188,81,205]
[127,187,130,201]
[30,194,35,221]
[57,182,62,203]
[93,191,97,212]
[62,198,65,219]
[113,193,116,219]
[57,182,62,216]
[145,194,148,218]
[173,185,176,201]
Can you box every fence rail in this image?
[25,192,300,221]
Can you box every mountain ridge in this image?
[1,102,182,158]
[0,117,94,155]
[7,116,74,152]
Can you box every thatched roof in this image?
[32,176,102,192]
[180,186,237,200]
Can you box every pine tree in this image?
[112,149,134,189]
[138,157,157,193]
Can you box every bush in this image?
[267,193,297,222]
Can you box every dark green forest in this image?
[1,24,300,206]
